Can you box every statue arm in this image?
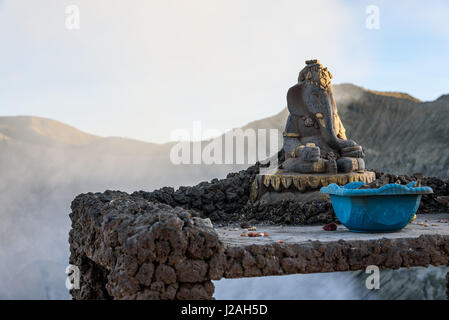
[335,115,347,140]
[333,113,364,158]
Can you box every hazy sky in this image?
[1,0,448,143]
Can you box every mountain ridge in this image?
[1,83,448,177]
[0,84,435,147]
[1,82,448,299]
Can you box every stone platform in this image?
[216,214,449,297]
[217,214,449,248]
[68,190,449,300]
[249,169,376,203]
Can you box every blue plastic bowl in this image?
[320,181,433,232]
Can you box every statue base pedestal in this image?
[249,169,376,204]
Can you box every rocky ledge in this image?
[69,163,449,299]
[132,160,448,226]
[69,190,449,299]
[69,192,223,300]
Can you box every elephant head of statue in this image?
[287,59,360,154]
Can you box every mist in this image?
[1,113,448,299]
[0,119,253,299]
[1,0,449,300]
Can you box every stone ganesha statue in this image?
[280,59,365,174]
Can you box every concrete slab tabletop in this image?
[217,214,449,247]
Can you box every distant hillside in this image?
[0,116,98,146]
[236,84,449,178]
[0,83,448,299]
[364,89,421,103]
[2,85,447,178]
[334,84,449,177]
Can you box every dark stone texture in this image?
[69,188,449,300]
[372,171,449,214]
[229,199,335,226]
[221,235,449,278]
[69,255,111,300]
[131,163,261,224]
[69,191,224,300]
[126,159,448,227]
[69,162,448,299]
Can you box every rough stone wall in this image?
[231,199,335,225]
[129,161,448,226]
[132,164,261,224]
[69,191,225,300]
[372,172,449,214]
[69,189,449,299]
[69,163,449,299]
[222,235,449,279]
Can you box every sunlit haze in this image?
[1,0,449,143]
